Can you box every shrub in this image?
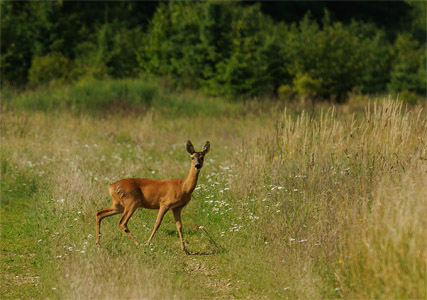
[292,73,322,99]
[398,90,419,105]
[277,84,293,100]
[28,52,71,86]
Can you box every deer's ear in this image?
[202,141,210,154]
[186,140,195,154]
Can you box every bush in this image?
[28,52,71,86]
[398,90,419,105]
[277,84,293,100]
[292,73,322,99]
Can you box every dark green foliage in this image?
[359,30,393,94]
[138,2,206,88]
[1,1,53,83]
[28,52,71,85]
[1,1,426,102]
[1,1,156,84]
[256,31,291,95]
[211,4,275,97]
[388,34,426,96]
[254,1,413,39]
[140,2,281,98]
[285,14,371,101]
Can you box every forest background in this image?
[2,1,426,103]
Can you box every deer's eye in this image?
[191,157,195,160]
[200,157,204,161]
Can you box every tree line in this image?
[1,1,426,102]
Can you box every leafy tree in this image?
[405,1,427,44]
[350,23,393,94]
[388,33,425,95]
[256,32,291,95]
[1,1,54,84]
[1,0,425,101]
[286,13,370,101]
[138,2,205,88]
[210,4,276,97]
[198,2,235,91]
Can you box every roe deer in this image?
[96,140,210,254]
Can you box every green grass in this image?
[0,160,57,299]
[2,78,241,118]
[1,79,426,299]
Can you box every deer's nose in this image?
[195,164,201,170]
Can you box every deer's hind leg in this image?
[96,202,124,245]
[119,201,140,246]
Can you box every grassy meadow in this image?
[1,79,426,299]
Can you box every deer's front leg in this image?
[173,207,189,254]
[146,206,168,246]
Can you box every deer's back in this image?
[109,177,185,209]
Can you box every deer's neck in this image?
[182,165,200,195]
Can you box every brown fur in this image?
[96,140,210,254]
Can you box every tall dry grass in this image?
[226,101,426,298]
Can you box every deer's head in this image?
[186,140,210,171]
